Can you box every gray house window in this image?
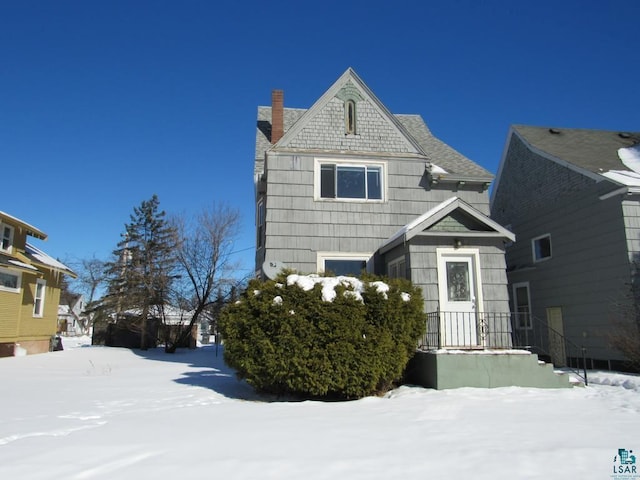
[345,100,356,135]
[532,234,552,262]
[319,163,382,200]
[256,200,265,248]
[513,282,532,329]
[325,259,366,276]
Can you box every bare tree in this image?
[165,203,242,353]
[69,255,107,305]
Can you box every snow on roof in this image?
[25,242,75,275]
[618,144,640,173]
[601,170,640,187]
[8,259,38,271]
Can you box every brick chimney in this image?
[271,89,284,144]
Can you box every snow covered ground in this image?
[1,337,639,480]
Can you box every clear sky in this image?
[2,0,638,279]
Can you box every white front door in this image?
[437,249,483,348]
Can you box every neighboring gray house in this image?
[254,68,515,352]
[491,125,640,370]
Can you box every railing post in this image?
[582,346,588,386]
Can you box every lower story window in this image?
[0,268,21,292]
[388,257,407,279]
[33,279,46,317]
[318,252,371,277]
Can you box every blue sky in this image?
[2,0,638,279]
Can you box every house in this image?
[253,69,571,388]
[491,125,640,371]
[0,210,76,356]
[57,294,89,336]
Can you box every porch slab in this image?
[405,350,572,389]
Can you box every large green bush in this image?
[219,274,425,399]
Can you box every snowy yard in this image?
[1,337,639,480]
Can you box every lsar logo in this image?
[612,448,638,479]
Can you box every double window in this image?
[388,257,407,279]
[317,160,385,201]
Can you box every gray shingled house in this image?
[491,125,640,371]
[253,69,572,388]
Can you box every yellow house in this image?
[0,211,75,356]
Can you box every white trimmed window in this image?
[1,224,14,253]
[0,268,21,293]
[317,252,372,277]
[532,234,552,262]
[33,279,46,317]
[388,257,407,279]
[315,158,385,201]
[513,282,532,329]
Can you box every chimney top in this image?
[271,89,284,144]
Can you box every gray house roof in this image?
[255,108,492,179]
[512,125,640,174]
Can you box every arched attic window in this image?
[345,99,356,135]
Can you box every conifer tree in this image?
[102,195,178,349]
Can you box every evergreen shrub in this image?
[219,274,425,399]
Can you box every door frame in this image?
[436,248,484,347]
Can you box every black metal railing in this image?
[420,311,588,385]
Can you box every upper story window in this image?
[345,100,356,135]
[33,279,46,317]
[532,234,552,262]
[1,224,14,253]
[0,268,21,293]
[316,159,385,201]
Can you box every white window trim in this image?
[387,256,407,279]
[313,157,387,202]
[33,279,46,317]
[0,267,21,293]
[316,251,374,275]
[512,281,532,330]
[1,223,15,254]
[532,233,552,263]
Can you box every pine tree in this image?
[102,195,178,349]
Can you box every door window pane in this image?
[446,262,470,301]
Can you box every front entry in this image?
[437,248,484,348]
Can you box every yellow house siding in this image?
[17,271,58,340]
[0,289,21,340]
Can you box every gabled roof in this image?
[0,210,47,240]
[380,197,515,254]
[274,68,426,156]
[255,68,492,180]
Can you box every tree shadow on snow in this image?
[131,344,278,402]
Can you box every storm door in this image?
[437,249,483,348]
